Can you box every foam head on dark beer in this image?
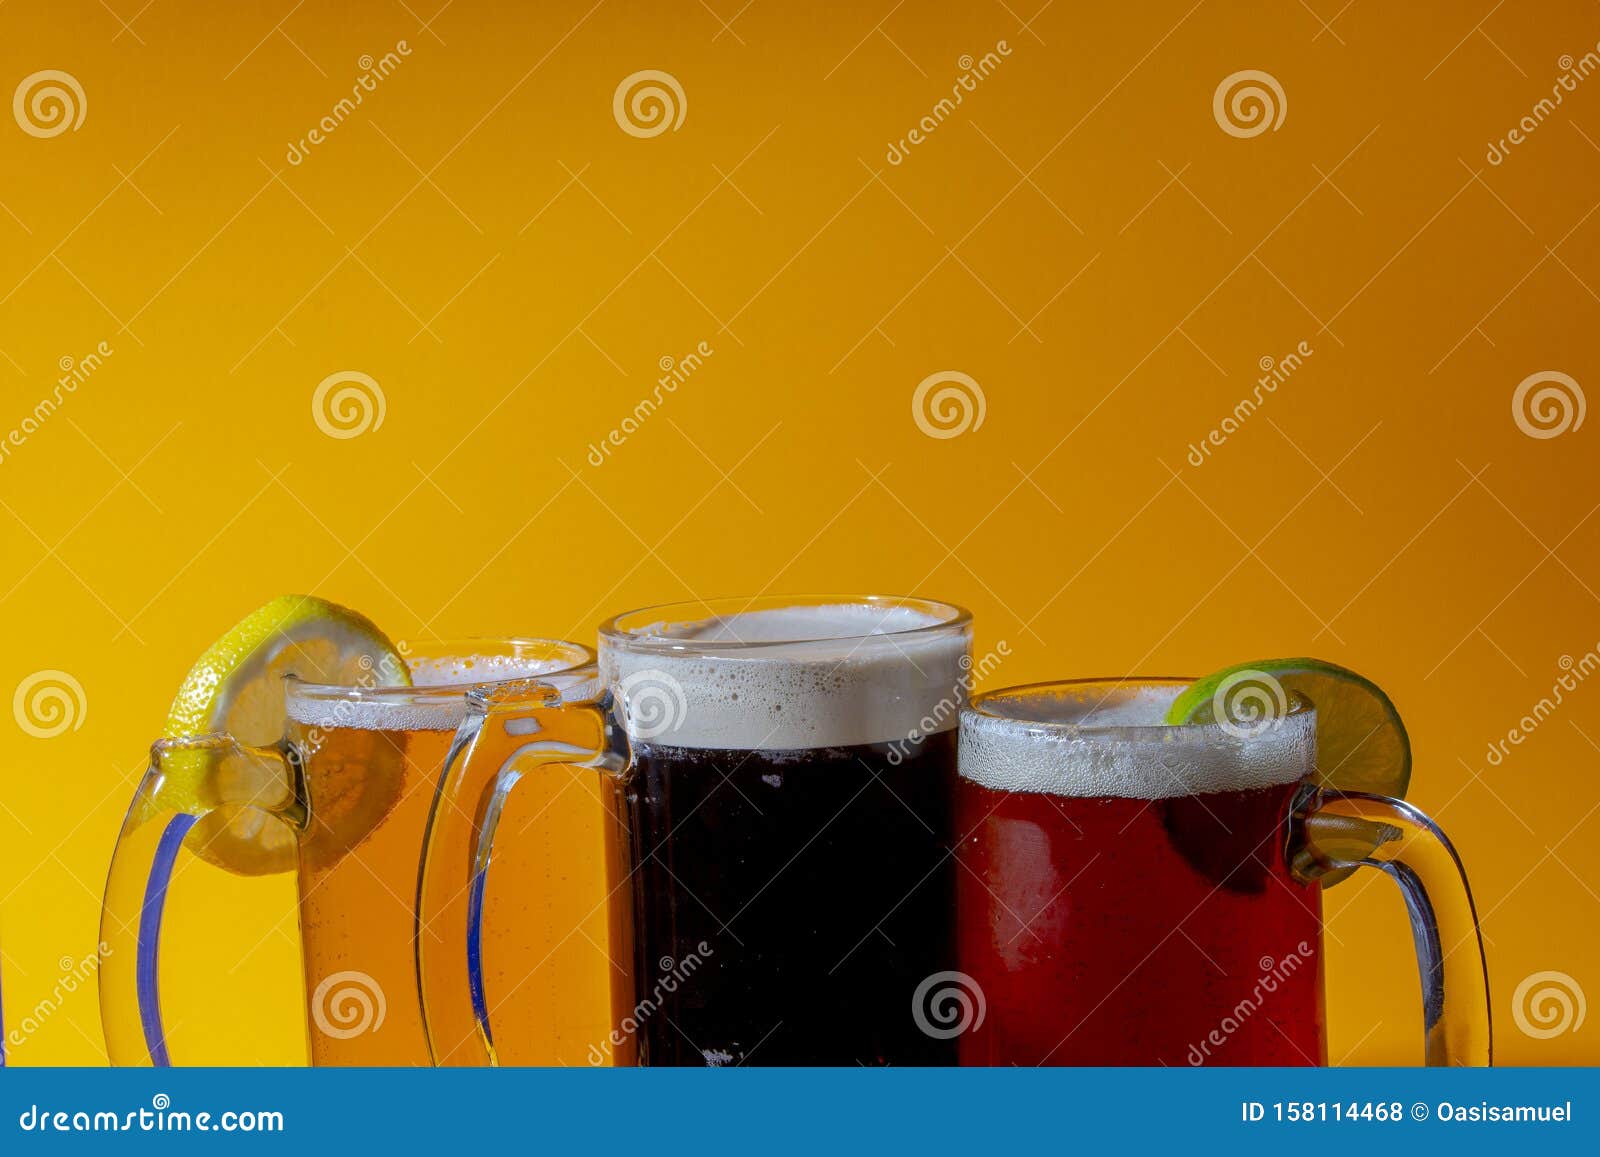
[959,679,1315,799]
[599,598,971,750]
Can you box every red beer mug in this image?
[953,678,1491,1066]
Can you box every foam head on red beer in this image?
[958,678,1315,799]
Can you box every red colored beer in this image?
[954,679,1325,1066]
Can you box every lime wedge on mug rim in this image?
[1165,657,1411,800]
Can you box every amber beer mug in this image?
[100,639,598,1065]
[954,679,1492,1066]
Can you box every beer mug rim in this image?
[598,593,971,657]
[966,676,1313,739]
[286,635,597,705]
[959,677,1317,799]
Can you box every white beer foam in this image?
[600,603,970,750]
[285,653,595,732]
[958,683,1315,799]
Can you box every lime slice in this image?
[154,595,410,875]
[1168,659,1411,887]
[1165,658,1411,800]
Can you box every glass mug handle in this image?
[1290,788,1493,1066]
[415,679,621,1066]
[99,735,299,1066]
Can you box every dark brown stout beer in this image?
[599,597,972,1066]
[626,734,957,1065]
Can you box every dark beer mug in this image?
[954,678,1491,1066]
[419,596,972,1066]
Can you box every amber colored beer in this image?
[285,640,607,1065]
[955,679,1325,1066]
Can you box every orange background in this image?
[1,0,1597,1064]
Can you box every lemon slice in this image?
[1167,658,1411,887]
[154,595,410,875]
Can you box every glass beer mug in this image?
[419,595,972,1066]
[953,678,1492,1066]
[99,638,596,1066]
